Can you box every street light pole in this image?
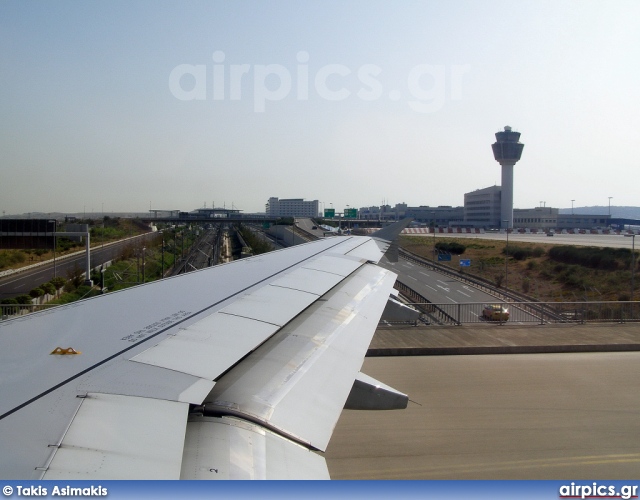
[626,234,636,300]
[504,220,509,291]
[431,211,436,264]
[571,200,575,215]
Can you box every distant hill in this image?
[558,206,640,219]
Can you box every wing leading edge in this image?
[0,220,409,479]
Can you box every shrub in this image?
[0,298,18,315]
[41,282,56,295]
[50,277,67,289]
[15,294,33,304]
[510,248,529,261]
[66,266,85,288]
[503,246,539,261]
[435,241,466,255]
[29,288,45,298]
[549,246,621,270]
[532,247,545,258]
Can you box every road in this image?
[266,222,308,247]
[379,256,539,324]
[0,233,155,299]
[381,257,490,305]
[326,352,640,479]
[419,231,638,249]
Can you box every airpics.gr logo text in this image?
[559,482,638,500]
[169,51,470,113]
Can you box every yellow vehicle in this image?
[482,304,509,321]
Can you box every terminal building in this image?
[357,190,611,231]
[463,186,502,227]
[265,198,320,218]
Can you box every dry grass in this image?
[399,236,636,302]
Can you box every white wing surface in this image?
[0,221,410,479]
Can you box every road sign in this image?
[344,208,357,218]
[437,254,451,262]
[460,259,471,267]
[0,219,56,249]
[324,209,335,218]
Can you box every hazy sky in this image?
[2,0,639,216]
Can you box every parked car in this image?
[482,304,509,321]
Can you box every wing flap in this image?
[204,264,397,451]
[180,415,329,480]
[42,393,188,479]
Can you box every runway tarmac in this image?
[325,352,640,479]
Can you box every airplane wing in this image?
[0,219,411,480]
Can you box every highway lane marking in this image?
[419,271,430,277]
[0,241,142,289]
[1,271,55,287]
[446,296,457,303]
[436,285,450,292]
[408,276,418,281]
[457,290,471,297]
[343,453,640,479]
[425,284,437,292]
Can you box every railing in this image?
[397,300,640,325]
[3,298,639,326]
[1,303,62,321]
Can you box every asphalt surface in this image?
[325,350,640,479]
[381,257,498,305]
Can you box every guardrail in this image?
[396,300,640,325]
[399,247,539,304]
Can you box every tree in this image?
[41,282,56,295]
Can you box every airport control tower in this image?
[492,126,524,229]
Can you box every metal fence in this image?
[3,300,640,326]
[1,304,61,321]
[402,301,640,326]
